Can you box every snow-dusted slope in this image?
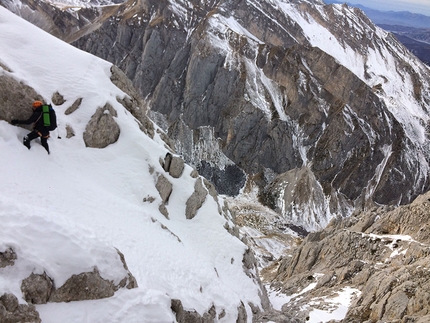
[279,1,430,143]
[0,6,265,322]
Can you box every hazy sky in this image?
[335,0,430,16]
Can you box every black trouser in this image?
[24,130,49,153]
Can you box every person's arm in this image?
[11,110,40,125]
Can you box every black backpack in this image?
[42,104,57,131]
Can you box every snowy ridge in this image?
[280,1,430,144]
[0,6,264,322]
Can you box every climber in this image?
[11,100,51,154]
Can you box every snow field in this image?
[0,7,263,322]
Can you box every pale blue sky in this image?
[341,0,430,16]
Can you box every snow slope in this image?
[0,6,264,322]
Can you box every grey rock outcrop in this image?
[83,103,120,148]
[18,246,137,306]
[65,98,83,115]
[0,70,42,124]
[171,298,263,323]
[21,272,54,304]
[110,65,154,138]
[186,178,208,220]
[162,153,185,178]
[21,265,137,305]
[0,293,41,323]
[0,247,17,268]
[51,91,66,105]
[49,268,117,302]
[171,299,213,323]
[155,174,173,204]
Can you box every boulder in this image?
[162,153,185,178]
[21,272,54,304]
[185,178,208,219]
[0,293,41,323]
[0,294,19,312]
[83,103,120,148]
[155,174,173,204]
[169,156,184,178]
[51,91,66,105]
[21,248,137,305]
[64,97,83,115]
[0,72,42,124]
[49,268,116,302]
[0,247,17,268]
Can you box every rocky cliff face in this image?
[4,0,430,233]
[70,0,430,231]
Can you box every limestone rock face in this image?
[0,0,118,43]
[83,103,120,148]
[70,0,430,230]
[270,190,430,322]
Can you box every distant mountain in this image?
[388,29,430,65]
[353,6,430,28]
[324,1,430,65]
[324,0,430,28]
